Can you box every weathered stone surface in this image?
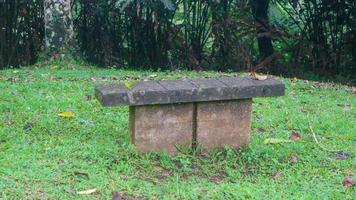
[95,76,285,107]
[130,81,168,105]
[95,84,130,106]
[130,103,193,154]
[217,77,285,99]
[196,99,252,150]
[189,78,230,102]
[158,80,198,103]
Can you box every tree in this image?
[251,0,274,60]
[44,0,73,54]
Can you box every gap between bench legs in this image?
[192,102,198,150]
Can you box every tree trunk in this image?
[251,0,274,60]
[44,0,73,54]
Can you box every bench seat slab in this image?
[95,77,285,106]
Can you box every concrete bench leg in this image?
[129,103,193,154]
[196,99,252,150]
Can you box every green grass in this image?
[0,63,355,199]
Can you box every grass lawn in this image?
[0,63,355,199]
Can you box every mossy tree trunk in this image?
[44,0,73,54]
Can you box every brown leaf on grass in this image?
[334,151,350,160]
[209,173,226,184]
[257,127,266,134]
[301,108,311,113]
[290,131,302,141]
[251,70,268,81]
[272,171,282,179]
[77,188,97,195]
[174,161,183,168]
[342,176,355,188]
[290,155,298,163]
[347,87,356,94]
[343,104,352,111]
[83,94,92,101]
[337,103,352,111]
[153,165,163,170]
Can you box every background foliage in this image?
[0,0,44,68]
[0,0,355,81]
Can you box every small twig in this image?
[307,114,342,153]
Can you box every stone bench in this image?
[95,76,285,154]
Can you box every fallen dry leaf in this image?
[264,138,292,145]
[290,131,302,141]
[251,71,268,81]
[257,127,266,134]
[290,155,298,163]
[301,108,311,113]
[58,112,75,118]
[153,165,163,170]
[83,94,92,101]
[175,161,183,168]
[342,176,355,188]
[343,104,352,111]
[347,87,356,94]
[334,151,350,160]
[77,188,97,195]
[272,171,282,179]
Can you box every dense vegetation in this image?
[0,0,44,68]
[1,0,356,81]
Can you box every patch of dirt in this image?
[207,172,227,183]
[112,192,143,200]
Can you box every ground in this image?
[0,63,355,199]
